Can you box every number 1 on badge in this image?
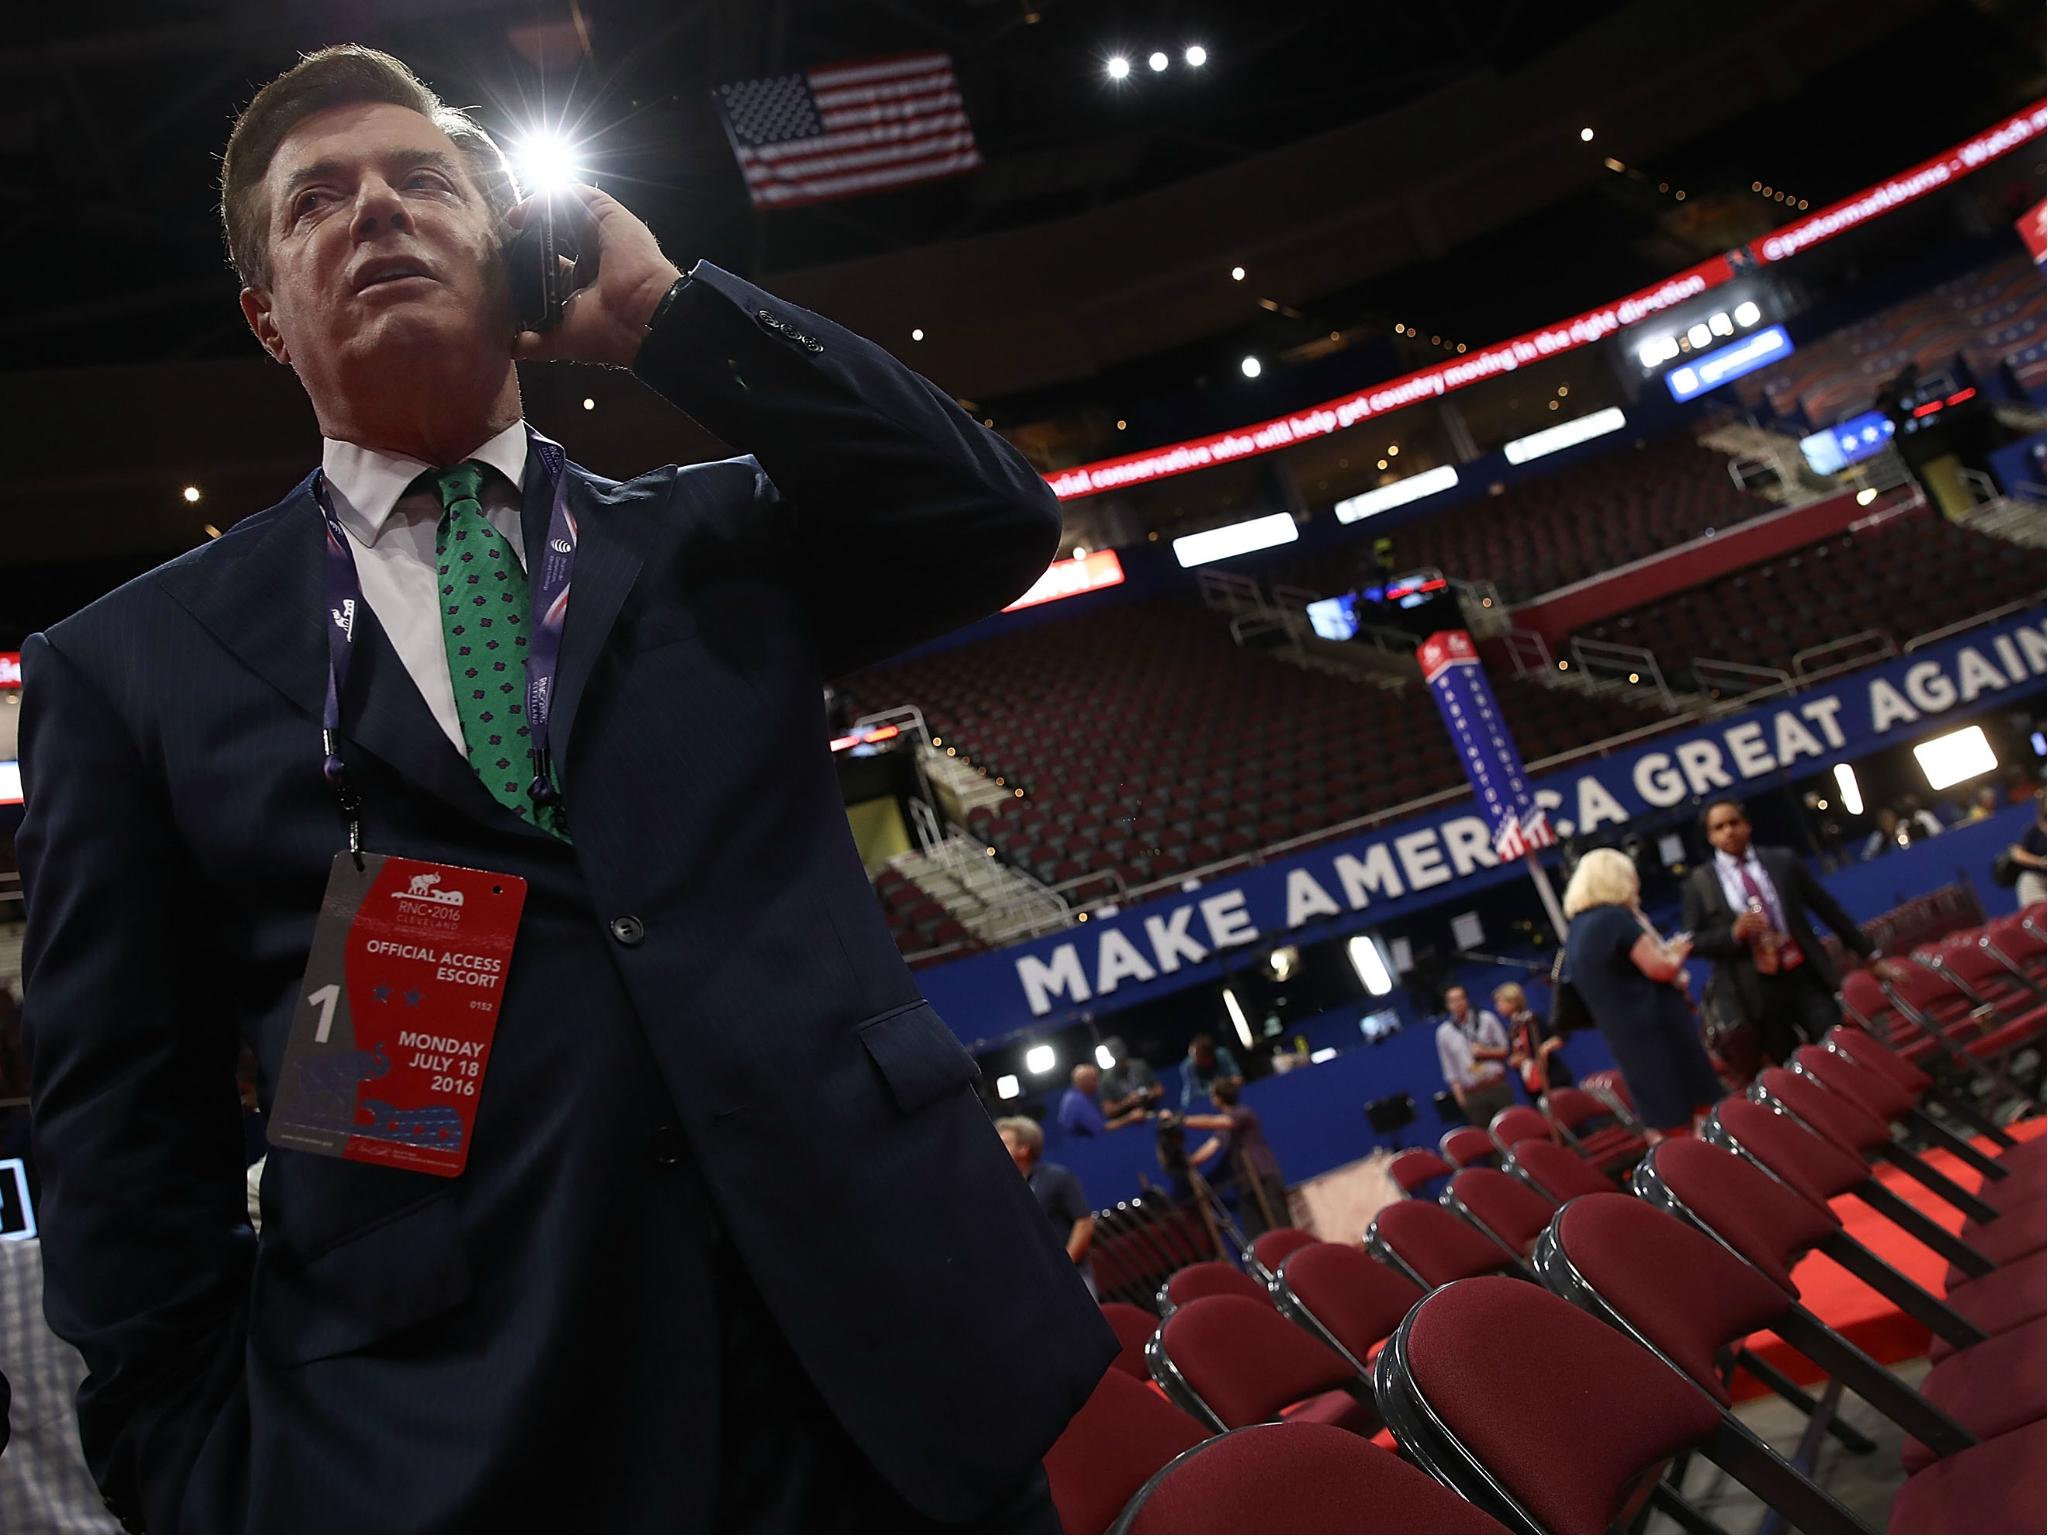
[307,982,341,1044]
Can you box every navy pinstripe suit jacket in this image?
[19,261,1114,1530]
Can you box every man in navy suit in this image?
[19,44,1112,1532]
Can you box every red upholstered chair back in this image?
[1882,955,1973,1014]
[1278,1242,1424,1366]
[1439,1126,1498,1168]
[1507,1137,1617,1201]
[1989,906,2046,960]
[1100,1302,1162,1380]
[1639,1136,1836,1290]
[1791,1044,1911,1119]
[1825,1025,1931,1094]
[1044,1367,1209,1536]
[1579,1069,1636,1114]
[1395,1277,1725,1533]
[1154,1295,1363,1431]
[1117,1422,1510,1535]
[1759,1066,1887,1155]
[1390,1148,1456,1195]
[1934,931,2033,994]
[1248,1227,1319,1275]
[1711,1099,1867,1206]
[1446,1168,1556,1255]
[1839,967,1905,1031]
[1545,1086,1614,1132]
[1162,1262,1268,1312]
[1369,1199,1521,1288]
[1488,1104,1552,1154]
[1549,1194,1794,1404]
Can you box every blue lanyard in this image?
[311,434,577,851]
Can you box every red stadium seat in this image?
[1437,1126,1499,1169]
[1441,1168,1556,1256]
[1271,1242,1425,1375]
[1366,1200,1527,1290]
[1247,1227,1320,1276]
[1505,1137,1618,1202]
[1113,1422,1509,1534]
[1044,1367,1209,1536]
[1149,1295,1376,1436]
[1389,1148,1456,1197]
[1486,1104,1552,1157]
[1159,1262,1268,1315]
[1100,1302,1161,1380]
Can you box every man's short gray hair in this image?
[994,1116,1044,1156]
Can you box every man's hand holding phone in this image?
[506,185,682,369]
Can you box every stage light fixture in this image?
[1095,1043,1117,1069]
[1230,265,1246,281]
[1024,1044,1057,1075]
[911,327,924,341]
[1106,55,1131,80]
[581,398,594,411]
[996,1074,1021,1100]
[182,485,202,504]
[1184,45,1207,67]
[1733,300,1762,327]
[1240,355,1262,377]
[1709,311,1734,337]
[1580,127,1594,141]
[1148,51,1169,71]
[1916,725,1999,791]
[1687,322,1712,348]
[513,129,581,195]
[1347,936,1394,997]
[1222,986,1254,1049]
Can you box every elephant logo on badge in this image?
[396,871,466,908]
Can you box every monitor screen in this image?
[1799,410,1894,476]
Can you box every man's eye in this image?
[293,191,326,217]
[407,173,450,191]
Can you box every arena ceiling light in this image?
[1172,511,1299,567]
[1184,45,1208,67]
[1148,51,1169,71]
[1914,724,1999,791]
[1024,1043,1058,1074]
[1502,406,1627,465]
[1105,55,1131,80]
[1240,355,1262,377]
[1347,935,1395,997]
[1094,1043,1116,1069]
[1334,464,1459,523]
[995,1073,1022,1100]
[1733,300,1763,327]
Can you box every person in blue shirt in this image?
[1177,1033,1244,1109]
[1055,1063,1150,1138]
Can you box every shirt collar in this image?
[320,420,530,545]
[1714,846,1757,873]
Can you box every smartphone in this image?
[503,193,577,332]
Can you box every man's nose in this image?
[351,178,413,239]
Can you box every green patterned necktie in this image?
[417,462,568,840]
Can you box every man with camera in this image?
[20,44,1110,1532]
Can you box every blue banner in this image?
[1417,629,1554,859]
[918,611,2046,1050]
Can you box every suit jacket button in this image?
[650,1125,686,1166]
[609,914,645,946]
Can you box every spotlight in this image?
[512,129,581,195]
[911,327,924,341]
[1347,936,1394,996]
[581,397,595,410]
[1687,323,1712,349]
[1230,265,1246,281]
[1580,127,1595,142]
[1240,355,1262,378]
[1833,762,1864,816]
[181,485,202,504]
[996,1074,1022,1100]
[1148,51,1169,72]
[1095,1043,1117,1069]
[1184,45,1207,67]
[1024,1044,1057,1075]
[1106,55,1131,80]
[1733,300,1762,327]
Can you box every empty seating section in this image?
[1741,256,2046,423]
[870,864,975,958]
[1579,510,2044,685]
[1267,433,1767,602]
[847,600,1647,898]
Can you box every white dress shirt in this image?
[1436,1009,1508,1091]
[1713,846,1786,932]
[319,421,530,752]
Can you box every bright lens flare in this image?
[514,131,581,195]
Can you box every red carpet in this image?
[1734,1115,2045,1397]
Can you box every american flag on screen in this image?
[712,52,981,210]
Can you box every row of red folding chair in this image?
[1045,1371,1507,1534]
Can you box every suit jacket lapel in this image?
[161,475,548,837]
[530,445,644,785]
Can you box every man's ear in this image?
[240,287,291,365]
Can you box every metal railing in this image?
[1903,596,2046,652]
[1501,628,1553,676]
[1564,636,1676,710]
[1792,630,1896,677]
[1689,656,1792,706]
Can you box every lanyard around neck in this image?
[311,434,577,853]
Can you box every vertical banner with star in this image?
[1416,629,1557,862]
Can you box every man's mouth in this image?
[352,259,436,293]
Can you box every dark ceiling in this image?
[2,0,1641,371]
